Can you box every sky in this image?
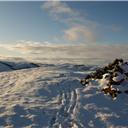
[0,1,128,60]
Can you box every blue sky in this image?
[0,1,128,59]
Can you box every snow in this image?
[0,59,128,127]
[99,73,111,88]
[0,60,39,72]
[0,63,12,72]
[112,72,124,82]
[120,63,128,73]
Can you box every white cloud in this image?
[0,2,125,62]
[42,1,77,20]
[64,25,96,42]
[42,1,74,15]
[0,41,50,54]
[42,1,123,44]
[42,1,97,43]
[0,41,128,60]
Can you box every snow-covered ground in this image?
[0,59,128,128]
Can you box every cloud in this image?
[42,1,124,44]
[0,41,128,60]
[42,1,97,43]
[42,1,77,20]
[0,41,50,54]
[0,2,125,63]
[42,1,74,14]
[64,25,96,42]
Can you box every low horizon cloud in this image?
[0,41,128,61]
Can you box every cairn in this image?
[80,58,128,99]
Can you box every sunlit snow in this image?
[0,58,128,128]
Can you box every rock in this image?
[81,58,128,99]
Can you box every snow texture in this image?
[0,59,128,128]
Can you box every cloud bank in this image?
[0,41,128,61]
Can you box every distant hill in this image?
[0,60,40,72]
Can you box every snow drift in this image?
[0,58,128,128]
